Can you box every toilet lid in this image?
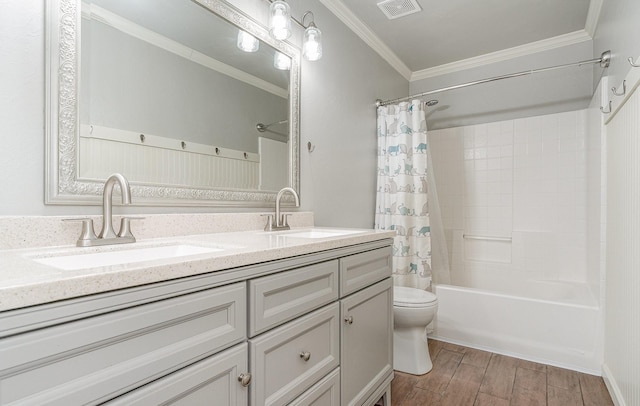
[394,286,437,307]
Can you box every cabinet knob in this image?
[299,351,311,362]
[237,373,252,387]
[344,316,354,325]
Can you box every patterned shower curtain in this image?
[375,100,433,290]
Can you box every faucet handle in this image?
[281,213,292,228]
[261,214,275,231]
[63,218,97,247]
[117,216,144,239]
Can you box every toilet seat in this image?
[394,286,437,308]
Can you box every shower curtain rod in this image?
[375,50,611,107]
[256,119,288,132]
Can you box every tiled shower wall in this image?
[429,109,600,291]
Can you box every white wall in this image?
[603,79,640,406]
[430,108,600,292]
[0,0,408,224]
[593,0,640,403]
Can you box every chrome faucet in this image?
[66,173,140,247]
[264,187,300,231]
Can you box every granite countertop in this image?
[0,227,395,312]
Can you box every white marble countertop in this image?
[0,227,395,312]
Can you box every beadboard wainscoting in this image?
[79,128,261,190]
[603,68,640,406]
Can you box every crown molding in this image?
[585,0,604,38]
[318,0,412,80]
[410,30,593,82]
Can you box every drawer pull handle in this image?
[300,351,311,362]
[344,316,354,325]
[237,373,252,387]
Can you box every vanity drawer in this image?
[339,247,392,297]
[0,282,246,406]
[249,260,339,336]
[250,302,340,406]
[289,368,341,406]
[105,343,249,406]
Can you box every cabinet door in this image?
[105,343,249,406]
[340,278,393,406]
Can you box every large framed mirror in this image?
[46,0,300,206]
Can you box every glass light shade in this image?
[269,0,291,40]
[237,30,259,52]
[274,51,291,70]
[303,25,322,61]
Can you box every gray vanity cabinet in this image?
[0,239,393,406]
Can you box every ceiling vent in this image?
[376,0,422,20]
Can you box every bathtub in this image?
[431,281,603,374]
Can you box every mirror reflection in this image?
[79,0,293,192]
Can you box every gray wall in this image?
[0,0,408,226]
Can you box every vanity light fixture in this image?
[269,0,292,40]
[274,51,292,70]
[237,30,260,52]
[267,0,323,61]
[302,12,322,61]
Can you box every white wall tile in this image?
[430,108,598,287]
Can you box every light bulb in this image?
[274,51,291,70]
[303,25,322,61]
[237,30,259,52]
[269,0,291,40]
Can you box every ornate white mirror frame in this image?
[45,0,300,206]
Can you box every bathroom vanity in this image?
[0,223,394,406]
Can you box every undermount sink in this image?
[31,244,226,271]
[279,229,364,239]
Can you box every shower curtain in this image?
[375,100,450,290]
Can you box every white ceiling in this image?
[321,0,601,80]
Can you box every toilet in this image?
[393,286,438,375]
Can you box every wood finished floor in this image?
[391,339,614,406]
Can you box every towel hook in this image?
[612,80,626,97]
[307,141,315,153]
[600,101,612,114]
[628,57,640,68]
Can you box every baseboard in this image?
[429,334,601,375]
[602,363,626,406]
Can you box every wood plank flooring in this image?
[391,339,614,406]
